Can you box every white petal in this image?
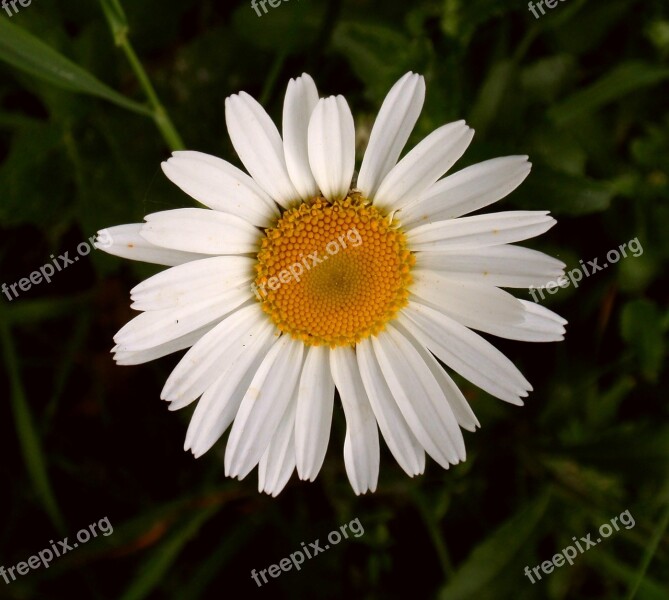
[140,208,260,255]
[522,300,567,326]
[283,73,320,200]
[161,151,279,227]
[225,92,299,207]
[113,296,251,353]
[490,300,566,342]
[357,72,425,199]
[330,346,379,495]
[112,322,220,366]
[130,255,254,311]
[414,244,566,288]
[398,302,532,405]
[258,394,298,497]
[393,322,480,432]
[161,304,272,407]
[401,156,532,226]
[411,271,526,334]
[374,121,474,212]
[407,211,556,251]
[184,327,274,457]
[371,327,465,468]
[308,96,355,202]
[295,345,335,481]
[357,338,425,476]
[94,224,207,266]
[411,290,562,342]
[224,335,304,479]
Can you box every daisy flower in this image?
[97,72,566,496]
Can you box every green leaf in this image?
[626,502,669,600]
[549,62,669,126]
[565,425,669,478]
[0,121,72,227]
[520,55,577,104]
[439,493,550,600]
[647,20,669,56]
[332,21,430,103]
[232,1,322,55]
[468,60,516,137]
[182,520,255,599]
[440,0,518,45]
[550,0,631,55]
[119,504,219,600]
[620,299,666,382]
[0,18,151,116]
[0,111,44,130]
[528,126,587,175]
[511,165,613,215]
[587,551,669,600]
[0,319,66,533]
[5,295,90,325]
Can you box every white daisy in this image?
[97,72,566,496]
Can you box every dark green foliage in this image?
[0,0,667,598]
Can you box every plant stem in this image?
[118,40,185,151]
[100,0,185,151]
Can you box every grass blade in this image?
[0,18,152,117]
[439,492,550,599]
[549,62,669,125]
[119,504,220,600]
[0,318,66,533]
[626,501,669,600]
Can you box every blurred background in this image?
[0,0,668,598]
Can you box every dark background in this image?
[0,0,668,598]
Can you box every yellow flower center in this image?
[254,193,414,347]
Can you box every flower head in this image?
[97,72,566,496]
